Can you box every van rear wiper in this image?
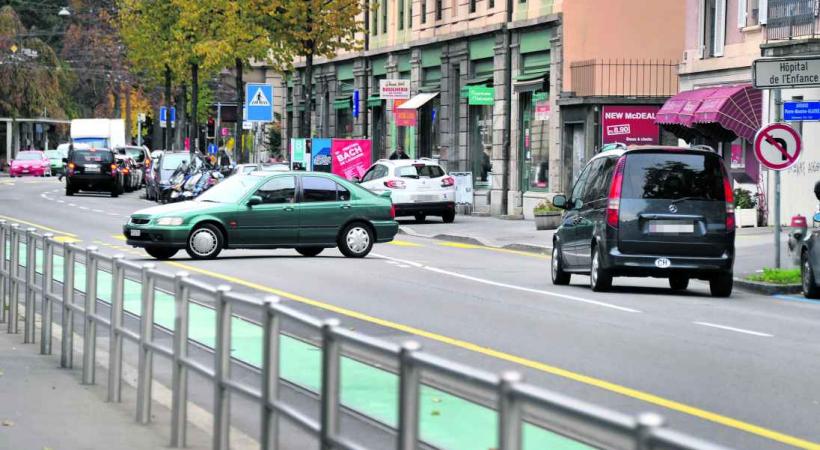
[670,196,703,205]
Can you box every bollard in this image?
[40,233,54,355]
[8,224,20,334]
[0,219,7,324]
[261,296,281,450]
[23,228,36,344]
[136,263,156,424]
[107,254,125,402]
[319,318,341,450]
[170,272,190,448]
[213,285,232,450]
[60,244,76,368]
[498,371,524,450]
[82,246,99,385]
[397,341,422,450]
[636,412,665,450]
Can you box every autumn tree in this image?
[276,0,366,138]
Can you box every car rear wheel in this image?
[802,252,820,299]
[669,276,690,291]
[442,211,455,223]
[590,246,612,292]
[709,273,733,297]
[186,224,223,260]
[551,244,571,285]
[338,223,373,258]
[414,213,426,223]
[145,247,178,260]
[65,183,75,196]
[296,247,324,257]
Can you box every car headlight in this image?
[155,217,184,226]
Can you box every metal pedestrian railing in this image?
[0,219,733,450]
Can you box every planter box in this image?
[534,212,561,230]
[736,208,757,228]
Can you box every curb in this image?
[733,278,803,295]
[398,226,552,254]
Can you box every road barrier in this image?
[0,219,732,450]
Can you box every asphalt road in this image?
[2,176,819,450]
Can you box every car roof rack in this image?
[600,142,628,152]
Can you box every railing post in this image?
[60,243,75,368]
[498,371,523,450]
[137,263,156,424]
[23,228,36,343]
[397,341,422,450]
[82,246,99,385]
[107,254,125,402]
[261,296,281,450]
[170,272,190,448]
[0,219,7,325]
[213,285,232,450]
[8,223,20,334]
[635,412,664,450]
[40,233,54,355]
[319,318,341,450]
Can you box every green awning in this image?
[466,76,493,86]
[515,71,548,82]
[333,96,352,110]
[367,96,383,107]
[420,83,440,93]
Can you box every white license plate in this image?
[649,222,694,233]
[414,195,438,203]
[85,165,100,173]
[130,229,141,237]
[21,169,29,173]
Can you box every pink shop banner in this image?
[331,139,372,180]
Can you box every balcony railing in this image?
[766,0,820,41]
[569,59,680,98]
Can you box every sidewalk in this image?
[0,329,205,450]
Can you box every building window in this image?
[421,0,427,23]
[399,0,405,29]
[435,0,442,20]
[469,0,476,13]
[372,2,379,34]
[408,0,413,28]
[382,0,388,34]
[701,0,726,58]
[489,0,494,8]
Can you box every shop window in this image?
[520,91,550,190]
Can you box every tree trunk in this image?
[124,83,132,144]
[164,65,171,150]
[191,63,199,154]
[235,58,245,163]
[177,84,187,151]
[113,84,121,118]
[303,51,314,138]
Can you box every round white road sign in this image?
[754,123,802,171]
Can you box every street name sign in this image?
[754,122,802,171]
[245,83,274,122]
[753,56,820,89]
[783,101,820,121]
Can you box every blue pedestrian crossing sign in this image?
[246,83,273,122]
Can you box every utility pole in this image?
[362,0,370,139]
[164,65,171,150]
[774,88,782,269]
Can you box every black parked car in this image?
[551,145,736,297]
[115,145,151,184]
[798,181,820,299]
[65,148,124,197]
[146,151,193,201]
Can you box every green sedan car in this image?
[44,150,64,175]
[123,171,399,260]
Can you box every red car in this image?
[9,151,50,177]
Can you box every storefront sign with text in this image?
[379,79,411,100]
[467,86,494,106]
[394,99,417,127]
[601,105,661,145]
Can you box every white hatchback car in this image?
[359,159,456,222]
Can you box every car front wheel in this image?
[551,244,571,285]
[186,224,223,259]
[802,252,820,299]
[338,223,373,258]
[590,246,612,292]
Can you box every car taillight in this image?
[606,156,627,228]
[384,179,406,189]
[441,176,455,187]
[111,163,118,176]
[390,203,396,219]
[67,162,75,170]
[721,164,735,230]
[123,168,130,174]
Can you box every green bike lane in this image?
[10,243,589,450]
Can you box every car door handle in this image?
[340,204,352,209]
[283,206,295,212]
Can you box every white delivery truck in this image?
[70,119,126,149]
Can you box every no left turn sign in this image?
[754,123,802,171]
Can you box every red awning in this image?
[692,85,762,142]
[656,87,721,127]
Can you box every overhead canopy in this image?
[333,96,351,110]
[656,84,761,142]
[397,92,439,110]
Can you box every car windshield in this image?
[73,150,114,164]
[44,150,61,159]
[395,164,445,179]
[73,137,109,148]
[621,153,725,201]
[16,152,42,161]
[195,174,259,203]
[161,154,190,170]
[119,148,145,162]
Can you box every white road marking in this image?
[693,321,773,337]
[79,206,89,210]
[108,213,119,216]
[92,209,104,213]
[68,203,76,207]
[372,253,641,313]
[56,200,65,204]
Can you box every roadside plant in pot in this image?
[733,188,757,228]
[534,200,562,230]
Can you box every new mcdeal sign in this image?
[601,105,661,145]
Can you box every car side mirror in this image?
[814,212,820,227]
[247,195,263,207]
[815,180,820,201]
[552,194,567,209]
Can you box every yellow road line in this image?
[165,261,816,449]
[438,241,549,259]
[388,240,424,247]
[53,236,81,244]
[112,235,127,241]
[0,215,79,238]
[0,213,815,449]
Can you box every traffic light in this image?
[207,117,215,140]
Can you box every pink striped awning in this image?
[692,85,762,142]
[656,87,721,127]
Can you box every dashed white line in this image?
[56,200,65,203]
[79,206,89,210]
[68,203,77,207]
[693,321,773,337]
[92,209,104,213]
